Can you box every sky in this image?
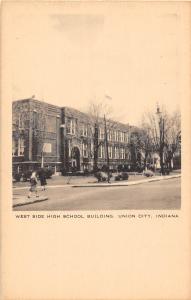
[9,2,182,125]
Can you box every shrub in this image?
[162,168,170,175]
[115,175,121,181]
[120,172,129,180]
[13,173,22,182]
[115,172,129,181]
[94,171,111,182]
[143,170,154,177]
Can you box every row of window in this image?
[68,142,128,160]
[12,139,54,157]
[98,145,127,159]
[66,120,89,137]
[99,128,129,143]
[66,118,129,143]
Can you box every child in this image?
[28,171,39,198]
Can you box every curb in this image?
[13,197,48,208]
[13,185,73,191]
[13,174,181,190]
[72,174,181,188]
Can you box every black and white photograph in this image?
[12,3,181,211]
[2,2,191,300]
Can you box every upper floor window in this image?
[114,131,117,142]
[99,127,105,140]
[114,146,119,159]
[46,115,56,133]
[117,131,120,142]
[124,132,129,143]
[81,123,88,137]
[121,132,125,142]
[108,130,113,141]
[67,118,76,135]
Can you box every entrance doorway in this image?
[71,147,80,171]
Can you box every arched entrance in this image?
[71,147,80,171]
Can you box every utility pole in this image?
[104,114,110,183]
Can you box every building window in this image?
[124,132,129,143]
[18,137,25,156]
[68,140,71,157]
[46,115,56,133]
[18,114,25,130]
[121,132,125,142]
[98,144,104,158]
[108,146,113,159]
[111,130,114,141]
[117,132,119,142]
[114,146,119,159]
[114,131,117,142]
[81,123,88,137]
[82,142,88,158]
[12,138,17,156]
[67,119,76,135]
[121,147,125,159]
[108,130,113,141]
[99,127,105,140]
[114,146,116,158]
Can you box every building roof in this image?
[13,99,131,132]
[13,98,61,109]
[62,106,130,131]
[62,106,91,122]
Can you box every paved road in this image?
[13,178,181,211]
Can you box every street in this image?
[13,177,181,211]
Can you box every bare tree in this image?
[130,126,153,170]
[12,99,48,168]
[141,106,181,172]
[86,99,114,172]
[163,110,181,170]
[12,101,30,160]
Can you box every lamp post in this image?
[156,104,165,175]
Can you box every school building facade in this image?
[12,98,135,174]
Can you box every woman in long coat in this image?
[38,169,47,191]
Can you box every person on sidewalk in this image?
[38,168,47,191]
[28,171,39,198]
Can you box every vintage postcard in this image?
[1,1,191,299]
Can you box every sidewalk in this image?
[13,195,48,208]
[72,174,181,187]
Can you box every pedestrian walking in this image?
[28,171,39,198]
[38,168,47,191]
